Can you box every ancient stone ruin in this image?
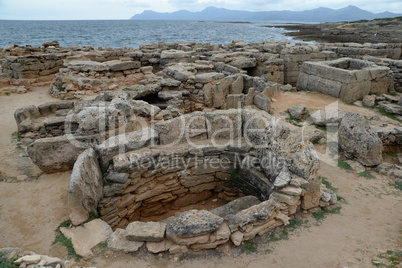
[2,40,402,260]
[297,58,394,103]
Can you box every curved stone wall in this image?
[67,108,339,254]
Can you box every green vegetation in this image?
[243,239,258,253]
[358,171,376,179]
[57,84,64,91]
[337,160,353,171]
[375,107,401,122]
[0,252,17,268]
[372,250,402,267]
[11,132,22,150]
[288,113,303,127]
[312,207,342,221]
[98,241,108,250]
[374,16,402,21]
[4,92,11,96]
[267,218,307,242]
[52,219,81,261]
[322,177,337,192]
[386,152,400,158]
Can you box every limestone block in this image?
[205,109,243,141]
[68,148,103,225]
[108,229,144,253]
[97,128,158,171]
[105,60,141,71]
[154,111,207,145]
[339,112,383,166]
[125,221,167,242]
[166,210,223,238]
[61,219,112,260]
[194,72,225,84]
[27,135,96,173]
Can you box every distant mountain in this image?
[130,5,402,23]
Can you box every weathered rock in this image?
[130,100,161,117]
[61,219,113,260]
[238,168,274,201]
[158,90,182,101]
[362,95,376,107]
[210,196,261,219]
[345,160,366,173]
[230,231,244,246]
[227,200,276,230]
[161,78,181,87]
[379,102,402,115]
[339,112,383,166]
[125,221,167,242]
[274,167,291,188]
[375,163,402,179]
[253,93,271,112]
[146,240,173,254]
[155,111,207,145]
[166,210,223,238]
[309,107,346,126]
[105,171,129,184]
[205,109,242,141]
[14,255,41,265]
[27,135,92,173]
[97,128,158,171]
[105,60,141,71]
[108,229,144,253]
[288,104,308,120]
[68,61,109,72]
[194,72,225,84]
[68,148,103,225]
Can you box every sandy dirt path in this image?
[0,87,400,267]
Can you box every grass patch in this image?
[337,160,353,171]
[375,107,401,122]
[312,207,342,221]
[98,241,108,250]
[52,219,81,261]
[267,218,307,242]
[11,132,23,150]
[358,171,376,179]
[322,177,338,192]
[288,113,303,127]
[243,240,258,253]
[372,250,402,268]
[0,252,17,268]
[386,152,400,158]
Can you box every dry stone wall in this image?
[67,108,339,254]
[297,58,395,103]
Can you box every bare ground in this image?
[0,87,401,267]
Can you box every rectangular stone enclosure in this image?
[297,58,394,103]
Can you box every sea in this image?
[0,20,303,49]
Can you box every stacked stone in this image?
[49,59,146,99]
[364,56,402,93]
[2,54,64,79]
[280,44,337,85]
[319,42,402,60]
[297,58,394,103]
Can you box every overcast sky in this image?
[0,0,401,20]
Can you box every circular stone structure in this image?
[67,108,339,254]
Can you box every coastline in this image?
[270,17,402,43]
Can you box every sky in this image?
[0,0,401,20]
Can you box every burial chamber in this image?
[67,108,338,253]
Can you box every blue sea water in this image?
[0,20,300,49]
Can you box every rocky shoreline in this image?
[271,17,402,43]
